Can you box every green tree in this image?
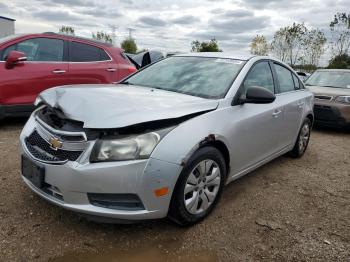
[328,54,350,69]
[92,31,113,44]
[329,12,350,57]
[250,35,269,55]
[191,38,222,52]
[59,26,75,36]
[121,38,137,54]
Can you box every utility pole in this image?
[127,28,135,39]
[108,24,117,43]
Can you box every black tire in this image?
[168,146,227,226]
[289,118,311,158]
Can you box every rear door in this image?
[67,41,117,84]
[0,37,69,105]
[272,63,306,148]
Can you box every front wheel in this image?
[168,146,226,226]
[289,118,311,158]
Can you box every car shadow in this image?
[313,124,350,135]
[0,117,28,129]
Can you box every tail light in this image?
[127,66,137,73]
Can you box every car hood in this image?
[37,84,219,129]
[307,85,350,96]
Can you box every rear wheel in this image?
[168,146,226,226]
[289,118,311,158]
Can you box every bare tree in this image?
[92,31,113,44]
[250,35,269,55]
[272,23,320,66]
[302,29,327,66]
[329,12,350,57]
[270,27,289,62]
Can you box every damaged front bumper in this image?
[19,115,183,221]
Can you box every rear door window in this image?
[69,42,110,62]
[274,63,295,93]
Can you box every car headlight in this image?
[90,128,172,162]
[34,97,42,106]
[335,96,350,104]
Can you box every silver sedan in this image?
[20,53,314,225]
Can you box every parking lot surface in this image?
[0,118,349,261]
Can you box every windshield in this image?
[124,56,245,98]
[305,71,350,89]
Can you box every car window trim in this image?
[232,59,276,106]
[68,41,113,63]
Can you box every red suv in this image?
[0,33,136,119]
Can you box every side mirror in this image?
[239,86,276,104]
[5,51,27,69]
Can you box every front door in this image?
[0,37,70,106]
[228,61,285,176]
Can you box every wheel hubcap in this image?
[184,159,221,215]
[298,123,310,153]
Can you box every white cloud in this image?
[1,0,346,64]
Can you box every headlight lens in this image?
[90,131,164,162]
[335,96,350,104]
[34,96,42,106]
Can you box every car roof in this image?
[174,52,255,61]
[0,32,116,49]
[42,32,114,47]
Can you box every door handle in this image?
[272,109,282,117]
[297,101,305,109]
[106,68,117,72]
[52,69,66,74]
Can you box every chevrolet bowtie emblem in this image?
[49,137,63,150]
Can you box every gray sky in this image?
[1,0,348,64]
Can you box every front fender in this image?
[151,108,231,166]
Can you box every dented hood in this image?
[37,84,219,128]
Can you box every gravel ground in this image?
[0,118,349,262]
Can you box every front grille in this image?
[25,130,83,163]
[87,193,145,211]
[314,95,333,101]
[42,184,64,201]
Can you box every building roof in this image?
[0,16,16,22]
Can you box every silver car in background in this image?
[20,53,314,226]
